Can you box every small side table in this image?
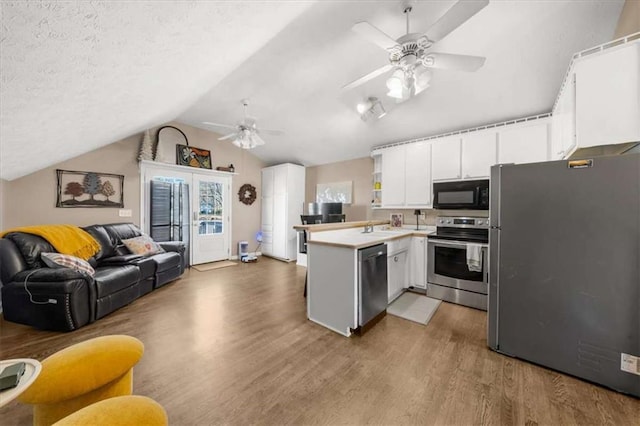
[0,358,42,407]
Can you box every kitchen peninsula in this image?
[296,221,434,336]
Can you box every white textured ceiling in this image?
[0,0,312,180]
[1,1,625,180]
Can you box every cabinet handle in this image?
[394,256,399,262]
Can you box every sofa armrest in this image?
[158,241,185,253]
[13,268,88,282]
[97,254,144,266]
[1,272,95,331]
[157,241,186,272]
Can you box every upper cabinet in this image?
[498,119,549,165]
[377,142,432,208]
[405,142,432,206]
[431,136,461,181]
[380,145,407,207]
[461,131,497,179]
[574,42,640,149]
[551,74,576,160]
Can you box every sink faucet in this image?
[363,222,374,233]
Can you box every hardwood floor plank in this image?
[1,258,638,425]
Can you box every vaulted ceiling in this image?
[0,1,625,180]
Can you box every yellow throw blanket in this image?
[0,224,100,260]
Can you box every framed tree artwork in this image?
[56,169,124,208]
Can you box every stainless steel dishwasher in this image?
[358,243,388,329]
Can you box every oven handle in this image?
[428,239,488,249]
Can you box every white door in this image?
[461,131,497,179]
[431,136,462,181]
[192,175,231,264]
[409,237,427,289]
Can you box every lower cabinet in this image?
[409,237,427,289]
[387,237,410,303]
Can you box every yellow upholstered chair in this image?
[52,395,168,426]
[18,335,144,426]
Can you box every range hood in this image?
[568,141,640,159]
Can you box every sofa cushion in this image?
[83,225,116,261]
[150,252,181,273]
[121,235,165,256]
[41,253,95,277]
[4,233,56,269]
[93,265,140,299]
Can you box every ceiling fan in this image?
[202,100,283,149]
[343,0,488,101]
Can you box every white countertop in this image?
[308,225,436,249]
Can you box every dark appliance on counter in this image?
[433,179,489,210]
[488,154,640,397]
[427,216,489,310]
[358,243,388,331]
[307,202,344,223]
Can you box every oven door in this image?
[427,239,488,294]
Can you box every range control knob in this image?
[446,220,452,224]
[477,220,484,225]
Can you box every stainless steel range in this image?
[427,216,489,310]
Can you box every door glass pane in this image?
[198,181,223,235]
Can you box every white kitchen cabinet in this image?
[380,146,406,207]
[404,142,432,206]
[261,163,305,261]
[461,131,497,179]
[574,42,640,149]
[409,237,427,289]
[388,249,408,303]
[431,136,462,181]
[498,119,549,165]
[551,74,576,160]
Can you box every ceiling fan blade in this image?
[352,21,399,51]
[342,63,394,91]
[258,128,284,136]
[203,121,238,130]
[425,53,486,72]
[218,132,238,141]
[424,0,489,42]
[251,133,266,146]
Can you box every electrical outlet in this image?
[118,209,132,217]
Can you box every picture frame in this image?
[390,213,403,228]
[176,144,212,169]
[56,169,124,208]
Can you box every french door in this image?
[191,175,231,264]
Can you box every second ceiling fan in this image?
[344,0,489,101]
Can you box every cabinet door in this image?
[381,146,406,207]
[461,131,497,179]
[409,237,426,289]
[551,74,576,160]
[262,168,274,196]
[273,165,288,195]
[272,193,287,258]
[498,121,549,164]
[575,43,640,148]
[405,142,432,206]
[431,136,461,181]
[388,250,408,303]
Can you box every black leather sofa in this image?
[0,223,186,331]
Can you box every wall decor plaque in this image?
[56,169,124,208]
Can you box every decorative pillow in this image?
[41,252,96,277]
[121,235,165,256]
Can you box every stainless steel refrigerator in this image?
[488,153,640,397]
[150,180,190,265]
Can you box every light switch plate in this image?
[118,209,132,217]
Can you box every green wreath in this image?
[238,184,257,205]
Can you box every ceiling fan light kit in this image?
[202,99,283,150]
[343,0,488,102]
[357,97,386,121]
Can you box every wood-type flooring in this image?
[0,257,637,425]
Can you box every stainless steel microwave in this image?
[433,179,489,210]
